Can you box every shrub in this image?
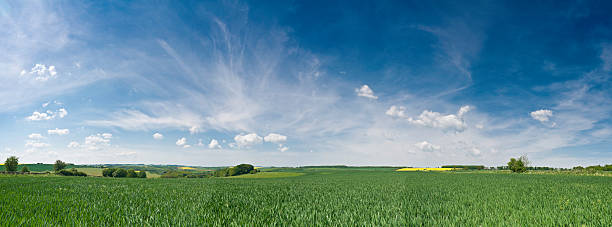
[127,169,138,178]
[137,171,147,178]
[57,169,87,177]
[4,156,18,172]
[21,166,30,173]
[102,168,117,177]
[508,156,527,173]
[249,169,257,174]
[112,168,128,178]
[53,160,68,172]
[573,166,584,171]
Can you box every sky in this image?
[1,0,612,167]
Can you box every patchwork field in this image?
[1,169,611,225]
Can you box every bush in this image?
[102,168,116,177]
[4,156,18,172]
[214,164,255,177]
[21,166,30,173]
[508,156,527,173]
[137,171,147,178]
[127,169,138,178]
[112,168,128,178]
[250,169,257,174]
[573,166,584,171]
[54,160,67,172]
[57,169,87,177]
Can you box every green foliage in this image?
[137,171,147,178]
[1,171,612,225]
[214,164,255,177]
[249,169,257,174]
[508,156,528,173]
[112,168,128,178]
[102,168,116,177]
[54,160,68,172]
[21,166,30,173]
[161,171,210,178]
[126,169,138,178]
[57,169,87,177]
[4,156,19,172]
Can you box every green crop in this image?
[1,170,611,225]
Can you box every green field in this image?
[1,169,611,225]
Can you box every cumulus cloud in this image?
[48,128,69,135]
[263,133,287,143]
[176,137,187,146]
[67,141,80,148]
[153,133,164,140]
[414,141,441,152]
[28,133,44,139]
[189,126,201,134]
[22,64,57,81]
[208,139,221,149]
[355,85,378,99]
[385,105,407,118]
[84,133,112,150]
[530,109,553,122]
[278,145,289,152]
[26,108,68,121]
[234,133,263,147]
[389,105,471,132]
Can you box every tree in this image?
[126,169,137,178]
[4,156,18,172]
[137,171,147,178]
[112,168,128,177]
[21,166,30,173]
[508,157,527,173]
[53,160,67,172]
[102,168,116,177]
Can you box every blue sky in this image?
[1,0,612,167]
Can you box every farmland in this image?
[1,169,611,225]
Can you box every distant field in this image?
[229,172,305,178]
[1,169,611,225]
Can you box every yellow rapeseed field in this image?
[178,167,196,170]
[395,168,456,172]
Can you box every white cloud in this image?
[23,64,58,81]
[153,133,164,140]
[26,108,68,121]
[457,105,472,117]
[25,141,50,148]
[48,128,69,135]
[67,141,80,148]
[57,108,68,118]
[385,105,407,118]
[183,145,191,148]
[208,139,221,149]
[279,146,289,152]
[396,106,471,132]
[84,133,112,150]
[470,147,481,155]
[176,137,187,146]
[263,133,287,143]
[28,133,44,139]
[355,85,378,99]
[26,111,52,121]
[414,141,441,152]
[189,126,201,134]
[530,109,553,122]
[234,133,263,147]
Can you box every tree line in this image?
[102,168,147,178]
